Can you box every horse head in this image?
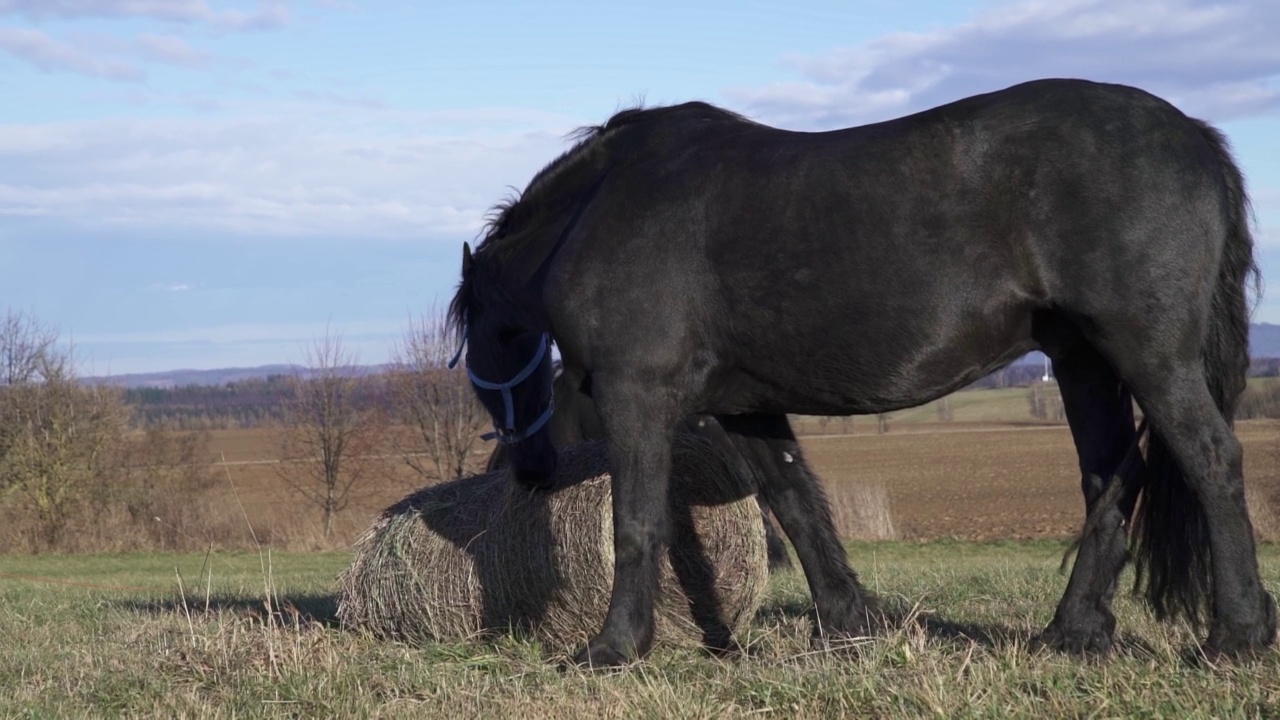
[452,242,559,489]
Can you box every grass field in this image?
[2,389,1278,716]
[4,543,1280,718]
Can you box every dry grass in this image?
[1249,482,1280,544]
[6,543,1280,718]
[828,481,898,541]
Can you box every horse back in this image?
[545,80,1232,414]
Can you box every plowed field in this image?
[204,420,1280,544]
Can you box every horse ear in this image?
[462,242,474,276]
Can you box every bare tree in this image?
[1,307,57,386]
[113,427,218,526]
[0,316,129,547]
[276,330,376,538]
[387,307,487,485]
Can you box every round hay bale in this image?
[337,435,769,650]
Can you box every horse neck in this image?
[477,257,551,335]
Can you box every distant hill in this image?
[84,324,1280,389]
[86,363,392,389]
[1254,322,1280,358]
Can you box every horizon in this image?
[87,322,1280,384]
[3,1,1279,375]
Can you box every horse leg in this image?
[719,412,877,638]
[573,376,680,667]
[758,496,795,572]
[686,414,793,573]
[1039,347,1142,654]
[1080,295,1277,655]
[680,415,788,571]
[1126,364,1276,654]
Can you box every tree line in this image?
[0,307,486,551]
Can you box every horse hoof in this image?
[1204,627,1275,659]
[1037,622,1113,656]
[812,594,885,637]
[1203,592,1278,660]
[570,638,634,670]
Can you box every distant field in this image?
[5,543,1280,717]
[790,386,1057,432]
[196,410,1280,549]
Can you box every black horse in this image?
[450,78,1275,667]
[484,361,796,572]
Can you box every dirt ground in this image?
[801,420,1280,541]
[201,419,1280,546]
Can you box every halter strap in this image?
[465,332,554,444]
[479,396,555,444]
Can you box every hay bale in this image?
[338,436,769,650]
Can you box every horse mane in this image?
[449,101,751,340]
[478,101,749,245]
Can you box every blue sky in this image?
[1,0,1278,375]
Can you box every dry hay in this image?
[338,435,770,650]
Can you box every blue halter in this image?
[455,332,555,444]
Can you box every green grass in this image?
[3,543,1280,718]
[871,387,1041,425]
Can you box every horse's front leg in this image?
[573,378,680,668]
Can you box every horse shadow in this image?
[754,596,1161,660]
[117,591,341,628]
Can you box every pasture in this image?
[5,543,1280,717]
[2,389,1278,716]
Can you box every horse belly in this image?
[711,300,1036,417]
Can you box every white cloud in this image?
[0,0,290,31]
[136,32,210,68]
[730,0,1280,128]
[0,27,142,80]
[0,27,223,80]
[147,282,192,292]
[0,105,583,241]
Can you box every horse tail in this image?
[1131,119,1261,625]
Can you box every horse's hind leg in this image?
[1040,344,1143,654]
[684,415,793,572]
[757,496,795,572]
[718,412,877,638]
[1123,362,1276,654]
[1086,308,1276,656]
